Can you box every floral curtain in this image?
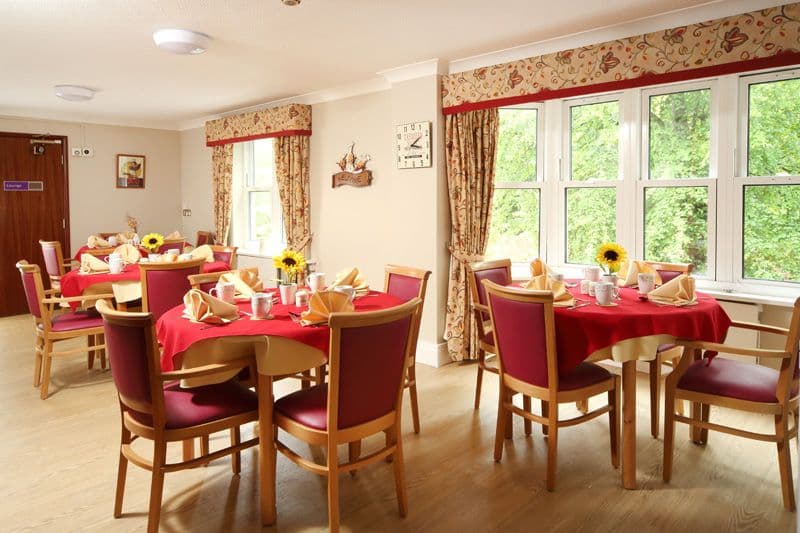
[443,108,499,361]
[274,135,312,253]
[212,144,233,245]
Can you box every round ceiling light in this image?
[153,29,211,55]
[54,85,95,102]
[282,0,301,5]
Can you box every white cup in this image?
[166,249,179,256]
[108,256,123,274]
[638,273,656,294]
[584,266,602,282]
[104,252,121,263]
[595,281,619,305]
[210,281,236,303]
[295,289,309,307]
[149,253,162,262]
[178,253,193,261]
[250,292,272,319]
[333,285,355,302]
[308,272,326,292]
[107,236,118,247]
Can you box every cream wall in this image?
[0,116,182,254]
[179,127,214,242]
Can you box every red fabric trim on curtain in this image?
[205,129,312,147]
[442,51,800,116]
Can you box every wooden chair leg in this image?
[663,387,676,482]
[576,399,589,414]
[545,404,559,491]
[99,334,107,369]
[182,439,195,461]
[301,369,312,390]
[87,335,95,369]
[231,427,241,474]
[408,366,421,434]
[699,403,710,445]
[523,395,532,436]
[504,393,513,440]
[474,349,485,410]
[775,412,796,511]
[385,429,395,463]
[33,335,43,387]
[348,440,361,477]
[494,386,507,462]
[671,356,683,416]
[392,424,408,517]
[40,341,53,400]
[690,402,703,444]
[541,400,549,436]
[114,426,131,518]
[147,442,167,533]
[649,356,661,438]
[201,435,210,466]
[609,377,620,469]
[327,439,340,533]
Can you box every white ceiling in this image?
[0,0,778,130]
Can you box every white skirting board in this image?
[415,341,451,368]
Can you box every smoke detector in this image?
[54,85,95,102]
[153,29,211,55]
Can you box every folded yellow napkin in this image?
[79,254,109,274]
[647,274,696,306]
[237,269,263,292]
[618,260,662,287]
[114,243,141,264]
[182,289,240,324]
[190,244,214,263]
[165,230,183,240]
[218,271,262,297]
[301,290,355,326]
[523,274,575,307]
[530,258,550,277]
[87,235,109,249]
[331,267,369,296]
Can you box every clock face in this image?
[396,122,431,169]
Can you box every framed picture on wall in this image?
[116,154,145,189]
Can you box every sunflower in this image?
[273,249,306,284]
[141,232,164,252]
[596,242,627,273]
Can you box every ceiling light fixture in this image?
[54,85,95,102]
[153,29,211,55]
[282,0,301,5]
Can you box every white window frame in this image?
[733,68,800,290]
[636,80,718,279]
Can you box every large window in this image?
[486,106,541,262]
[739,70,800,283]
[231,138,284,255]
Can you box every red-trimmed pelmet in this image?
[441,3,800,115]
[204,104,312,146]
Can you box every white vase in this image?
[279,283,297,305]
[601,273,618,286]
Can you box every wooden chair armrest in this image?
[160,358,252,381]
[472,302,489,314]
[43,288,59,295]
[674,339,791,359]
[42,293,115,304]
[730,320,789,336]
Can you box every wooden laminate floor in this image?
[0,313,796,532]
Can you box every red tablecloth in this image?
[73,244,152,260]
[156,290,405,372]
[552,283,731,375]
[60,261,231,308]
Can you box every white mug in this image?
[333,285,355,302]
[638,273,656,294]
[250,292,272,319]
[149,253,162,262]
[108,257,123,274]
[308,272,326,292]
[178,253,193,261]
[166,249,180,256]
[584,266,602,282]
[107,236,118,247]
[210,281,236,303]
[104,252,122,264]
[595,281,619,305]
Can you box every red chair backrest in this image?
[473,267,511,306]
[196,232,212,247]
[18,267,43,318]
[40,243,61,277]
[386,273,422,302]
[657,270,682,283]
[156,240,185,254]
[334,312,414,429]
[142,265,201,321]
[103,313,156,411]
[488,289,551,388]
[213,250,233,265]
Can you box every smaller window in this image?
[643,186,708,274]
[743,184,800,283]
[747,77,800,177]
[569,100,619,181]
[565,187,616,265]
[648,89,711,180]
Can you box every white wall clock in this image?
[396,121,431,169]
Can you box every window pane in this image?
[249,191,272,240]
[644,187,708,274]
[748,78,800,176]
[743,185,800,282]
[496,108,537,182]
[565,187,616,264]
[570,101,619,181]
[252,138,275,188]
[486,189,540,262]
[649,89,710,179]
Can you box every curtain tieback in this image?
[289,234,311,252]
[448,246,483,265]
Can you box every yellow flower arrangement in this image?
[596,242,627,274]
[273,249,306,284]
[141,232,164,252]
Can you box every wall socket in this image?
[182,208,192,216]
[71,147,82,157]
[81,147,94,157]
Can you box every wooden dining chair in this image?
[271,298,421,532]
[96,300,259,533]
[139,259,205,322]
[82,247,117,261]
[195,230,214,247]
[208,244,238,268]
[384,264,431,434]
[483,280,620,490]
[16,260,112,399]
[155,238,186,254]
[644,261,695,437]
[188,267,259,293]
[38,240,77,294]
[663,296,800,510]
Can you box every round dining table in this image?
[156,289,406,525]
[546,281,731,489]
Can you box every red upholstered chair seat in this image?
[678,358,798,403]
[41,310,105,332]
[275,384,329,430]
[129,380,258,429]
[559,362,612,391]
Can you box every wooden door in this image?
[0,133,69,317]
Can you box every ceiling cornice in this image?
[377,58,445,84]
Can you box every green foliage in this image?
[571,101,618,181]
[744,185,800,282]
[486,189,539,261]
[748,78,800,177]
[566,188,616,264]
[496,109,537,182]
[644,187,708,273]
[649,90,710,179]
